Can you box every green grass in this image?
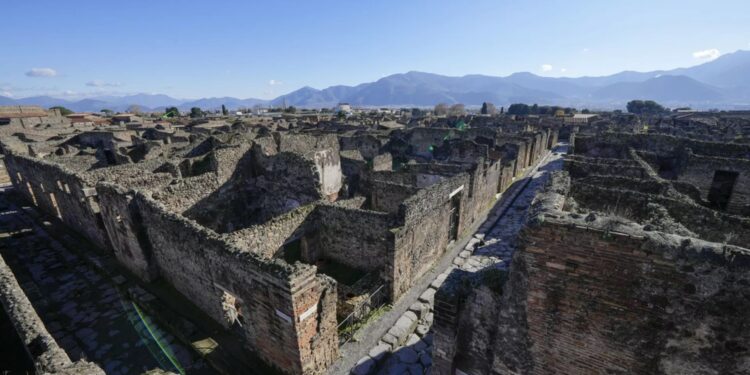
[339,304,392,340]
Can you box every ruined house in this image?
[433,131,750,375]
[0,107,560,374]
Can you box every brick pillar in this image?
[432,289,461,375]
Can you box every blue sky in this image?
[2,0,749,100]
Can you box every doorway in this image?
[707,170,738,210]
[448,193,461,241]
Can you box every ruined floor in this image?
[0,187,216,375]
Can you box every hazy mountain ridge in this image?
[3,50,749,111]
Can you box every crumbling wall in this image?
[435,220,750,375]
[569,182,750,246]
[390,174,470,300]
[463,159,502,227]
[676,152,750,215]
[4,152,111,250]
[565,156,647,179]
[313,204,394,275]
[368,179,419,214]
[0,253,105,375]
[134,192,338,374]
[575,132,750,159]
[227,205,316,259]
[96,183,159,282]
[339,134,381,160]
[513,223,750,374]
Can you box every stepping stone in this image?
[409,302,429,320]
[418,288,436,305]
[369,342,390,362]
[381,333,398,348]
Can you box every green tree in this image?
[507,103,530,115]
[100,109,113,115]
[164,106,180,118]
[189,107,203,118]
[626,100,667,115]
[284,106,297,113]
[50,106,73,116]
[336,111,346,120]
[221,104,228,116]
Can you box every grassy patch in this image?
[339,304,391,341]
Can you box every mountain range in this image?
[3,50,750,112]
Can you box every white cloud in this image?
[25,68,58,77]
[582,48,590,53]
[560,68,567,73]
[0,91,13,97]
[541,64,553,72]
[692,48,720,61]
[86,80,122,87]
[268,79,283,86]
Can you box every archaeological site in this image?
[0,104,748,375]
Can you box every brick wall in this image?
[435,220,750,375]
[135,192,339,374]
[4,152,111,250]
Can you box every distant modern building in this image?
[111,113,142,124]
[66,113,109,126]
[564,113,598,124]
[337,103,352,113]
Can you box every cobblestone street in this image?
[0,188,215,375]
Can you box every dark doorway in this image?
[448,193,461,241]
[707,170,738,210]
[281,237,302,264]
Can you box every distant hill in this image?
[593,75,725,104]
[2,50,750,111]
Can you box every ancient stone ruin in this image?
[1,105,748,375]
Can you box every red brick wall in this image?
[519,223,750,374]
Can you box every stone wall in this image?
[514,223,750,374]
[339,135,382,160]
[676,152,750,215]
[575,132,750,159]
[0,253,105,375]
[463,159,503,228]
[96,183,159,281]
[569,182,750,247]
[4,152,111,250]
[391,174,470,300]
[134,192,339,374]
[434,201,750,375]
[368,178,420,215]
[313,204,394,275]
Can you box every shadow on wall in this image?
[183,147,326,233]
